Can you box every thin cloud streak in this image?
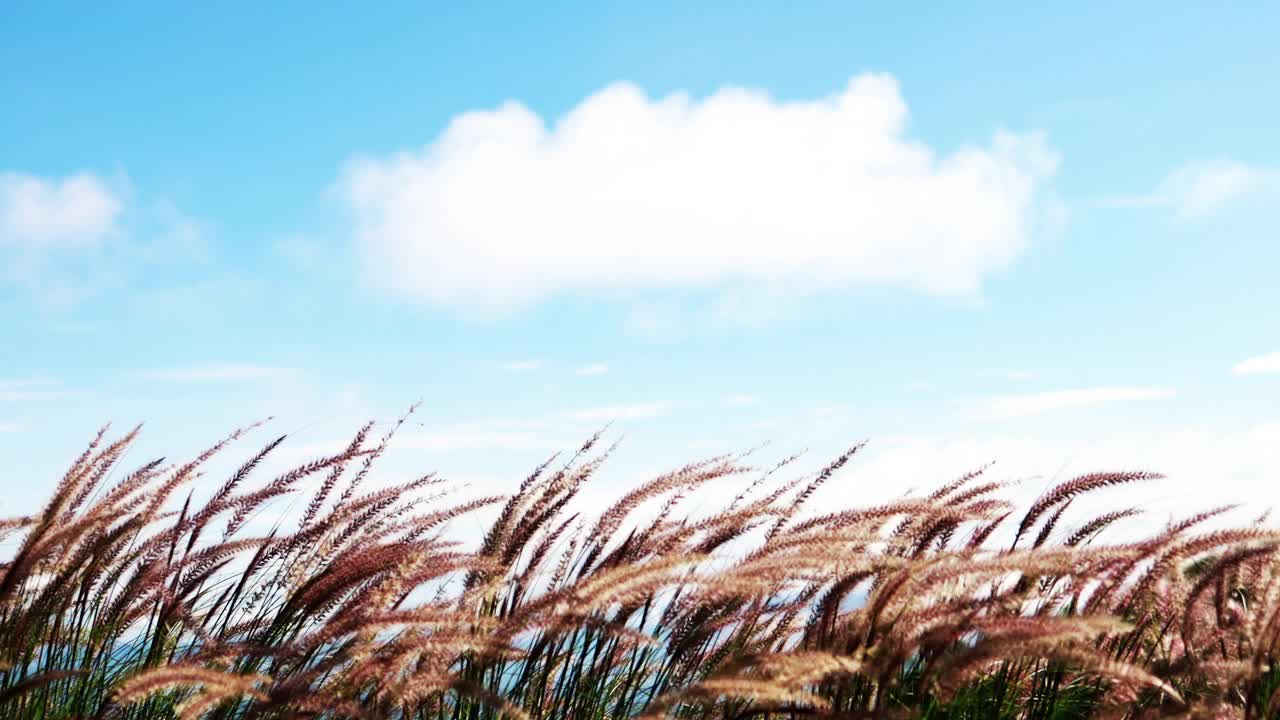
[1099,160,1276,220]
[559,403,669,422]
[139,364,294,382]
[1233,352,1280,376]
[972,386,1175,419]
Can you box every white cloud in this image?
[725,394,761,406]
[339,74,1059,313]
[1233,351,1280,376]
[0,171,122,249]
[1103,160,1277,220]
[1,170,207,304]
[140,364,293,382]
[501,360,541,372]
[559,403,669,422]
[972,386,1175,420]
[575,363,609,376]
[0,423,24,433]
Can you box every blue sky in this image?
[2,3,1278,519]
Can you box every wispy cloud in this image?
[500,360,541,372]
[574,363,609,376]
[1100,160,1277,220]
[559,403,669,422]
[294,402,671,457]
[0,171,122,249]
[1,379,53,390]
[972,386,1175,420]
[0,378,64,401]
[139,364,293,382]
[725,394,761,406]
[1233,351,1280,377]
[272,422,560,461]
[0,423,24,433]
[1,169,208,306]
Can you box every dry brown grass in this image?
[1,412,1279,719]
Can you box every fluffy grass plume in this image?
[2,413,1279,719]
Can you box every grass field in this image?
[2,412,1277,719]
